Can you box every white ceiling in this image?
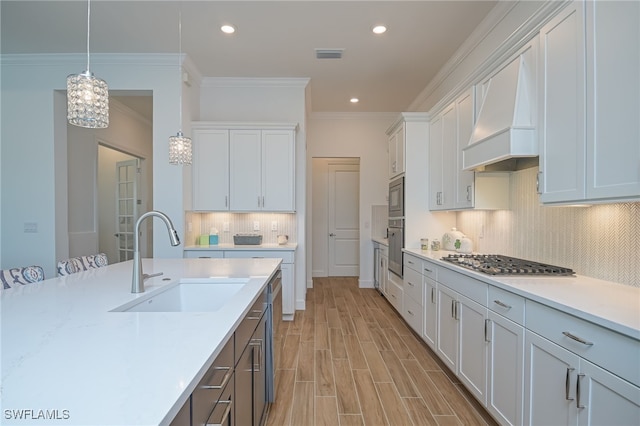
[1,0,498,114]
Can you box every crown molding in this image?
[0,53,179,67]
[309,112,399,121]
[110,98,152,127]
[201,77,310,89]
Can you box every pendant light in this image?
[168,4,192,165]
[67,0,109,129]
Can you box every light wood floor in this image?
[265,277,496,426]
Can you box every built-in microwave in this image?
[388,176,404,218]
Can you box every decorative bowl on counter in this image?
[442,227,464,251]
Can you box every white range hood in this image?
[463,47,537,171]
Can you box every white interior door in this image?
[328,164,359,276]
[115,159,139,262]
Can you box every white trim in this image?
[310,112,398,121]
[110,98,152,128]
[0,53,178,66]
[191,122,298,131]
[201,77,310,88]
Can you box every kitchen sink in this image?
[111,278,249,312]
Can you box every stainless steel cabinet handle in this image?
[407,260,415,265]
[206,400,232,426]
[536,171,542,194]
[202,366,231,390]
[391,294,397,299]
[454,301,460,320]
[494,300,512,310]
[431,287,435,304]
[565,367,575,401]
[329,233,336,237]
[562,331,594,346]
[577,373,585,408]
[466,185,472,202]
[424,267,432,273]
[407,281,415,287]
[407,309,414,316]
[484,319,491,342]
[451,299,455,318]
[250,339,263,371]
[247,309,263,320]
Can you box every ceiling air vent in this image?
[315,48,344,59]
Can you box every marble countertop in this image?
[404,248,640,340]
[1,258,281,425]
[184,243,297,251]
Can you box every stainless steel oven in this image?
[388,176,404,218]
[388,218,404,278]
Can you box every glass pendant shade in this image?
[67,70,109,128]
[169,131,192,165]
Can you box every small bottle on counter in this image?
[431,239,441,251]
[421,238,429,251]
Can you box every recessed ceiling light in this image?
[350,98,359,103]
[221,24,236,34]
[372,25,387,35]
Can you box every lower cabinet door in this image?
[436,285,458,372]
[524,330,579,426]
[423,278,437,350]
[236,343,254,426]
[578,359,640,426]
[457,294,488,406]
[487,311,524,426]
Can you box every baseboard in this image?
[359,278,374,288]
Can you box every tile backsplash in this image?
[457,167,639,287]
[185,212,297,246]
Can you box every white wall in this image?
[307,113,395,288]
[1,54,185,277]
[198,77,309,310]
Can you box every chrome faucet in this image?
[131,210,181,293]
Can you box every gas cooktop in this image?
[441,254,575,276]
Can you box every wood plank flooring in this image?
[266,277,497,426]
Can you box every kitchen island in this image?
[1,257,281,425]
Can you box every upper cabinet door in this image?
[192,129,229,211]
[586,0,640,200]
[454,89,475,209]
[262,129,295,211]
[429,115,444,210]
[539,1,586,203]
[230,129,262,211]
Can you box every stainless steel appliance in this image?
[441,254,575,276]
[388,218,404,278]
[388,176,404,218]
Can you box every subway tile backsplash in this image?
[456,167,639,287]
[185,212,297,246]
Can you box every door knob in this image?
[329,233,336,237]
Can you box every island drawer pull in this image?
[565,367,575,401]
[562,331,594,346]
[493,300,512,310]
[206,399,232,426]
[202,366,231,390]
[251,339,263,371]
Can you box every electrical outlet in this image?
[271,221,278,231]
[223,222,230,232]
[24,222,38,233]
[253,221,260,231]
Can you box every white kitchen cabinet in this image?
[436,284,458,372]
[423,274,438,351]
[430,88,506,211]
[380,246,388,297]
[457,293,489,406]
[524,300,640,425]
[539,0,640,204]
[403,254,424,334]
[230,128,295,211]
[388,123,405,178]
[191,122,296,212]
[487,310,524,426]
[192,129,230,211]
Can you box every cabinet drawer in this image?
[224,250,294,263]
[526,300,640,386]
[403,294,423,334]
[404,254,422,273]
[422,260,438,281]
[192,336,234,424]
[183,250,224,259]
[488,285,525,325]
[387,280,403,312]
[403,267,423,305]
[235,286,268,364]
[438,267,487,306]
[379,245,389,257]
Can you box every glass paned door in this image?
[116,159,139,262]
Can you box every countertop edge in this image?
[403,248,640,340]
